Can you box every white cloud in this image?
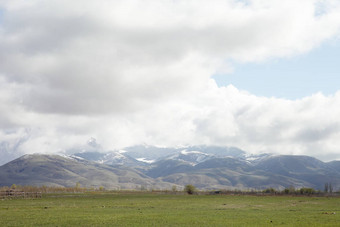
[0,0,340,162]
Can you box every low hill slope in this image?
[1,153,339,191]
[145,155,340,190]
[0,154,173,190]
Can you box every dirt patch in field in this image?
[216,203,250,209]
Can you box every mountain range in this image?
[1,145,339,191]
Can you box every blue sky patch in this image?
[213,40,340,100]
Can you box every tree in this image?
[324,183,329,193]
[184,184,196,195]
[299,187,315,195]
[172,185,177,192]
[324,182,333,193]
[263,188,276,194]
[329,183,333,193]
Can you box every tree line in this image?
[1,183,338,196]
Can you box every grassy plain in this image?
[0,192,339,226]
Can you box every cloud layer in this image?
[1,0,340,161]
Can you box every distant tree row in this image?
[1,183,338,196]
[324,182,333,193]
[182,184,338,196]
[251,186,337,195]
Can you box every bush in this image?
[184,184,196,195]
[172,185,177,192]
[283,186,296,194]
[263,188,276,194]
[299,187,315,195]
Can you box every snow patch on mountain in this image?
[244,153,272,164]
[100,152,127,165]
[164,149,215,165]
[136,158,155,164]
[180,150,204,155]
[59,154,75,160]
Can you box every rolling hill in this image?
[1,145,339,191]
[0,154,174,190]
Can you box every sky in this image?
[213,41,340,99]
[1,0,340,162]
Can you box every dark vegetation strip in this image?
[1,184,339,199]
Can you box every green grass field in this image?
[0,192,339,226]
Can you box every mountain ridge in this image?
[1,145,339,191]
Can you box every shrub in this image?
[184,184,196,195]
[283,186,296,194]
[299,187,315,195]
[263,188,276,194]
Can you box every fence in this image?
[0,190,42,199]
